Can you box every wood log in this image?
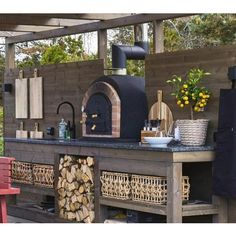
[66,191,73,197]
[79,185,85,194]
[70,164,77,178]
[82,196,88,206]
[66,170,74,183]
[59,163,63,171]
[61,179,66,188]
[70,202,76,212]
[59,209,65,218]
[74,202,81,210]
[89,210,95,222]
[61,167,67,178]
[76,169,83,180]
[83,159,87,165]
[74,189,80,196]
[57,177,62,189]
[66,202,71,211]
[78,210,85,220]
[81,164,87,173]
[87,156,94,167]
[71,194,77,204]
[60,158,64,164]
[82,205,89,219]
[67,212,76,220]
[67,182,77,191]
[76,211,81,222]
[84,217,91,223]
[77,195,83,203]
[85,166,93,183]
[81,173,90,183]
[58,198,66,208]
[58,188,66,198]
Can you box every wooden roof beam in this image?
[41,13,133,20]
[0,15,98,27]
[0,24,61,32]
[6,14,193,44]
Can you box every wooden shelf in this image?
[7,204,70,223]
[100,197,218,217]
[12,182,55,196]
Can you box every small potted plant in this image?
[167,68,211,146]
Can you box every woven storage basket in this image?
[11,161,33,184]
[176,119,209,146]
[32,164,54,188]
[100,171,131,200]
[131,175,190,204]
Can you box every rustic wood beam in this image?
[98,29,107,66]
[153,20,164,53]
[0,24,61,32]
[0,15,97,27]
[6,14,192,44]
[5,43,15,69]
[44,13,133,20]
[0,32,30,37]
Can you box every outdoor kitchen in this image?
[1,13,236,224]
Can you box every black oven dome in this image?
[89,75,148,141]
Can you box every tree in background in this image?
[163,14,236,51]
[17,35,97,68]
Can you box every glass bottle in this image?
[59,118,67,139]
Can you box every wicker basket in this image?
[100,171,131,200]
[176,119,209,146]
[11,161,33,184]
[32,164,54,188]
[131,175,190,204]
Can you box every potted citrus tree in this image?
[167,68,211,146]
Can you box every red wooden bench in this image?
[0,157,20,223]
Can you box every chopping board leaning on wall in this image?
[149,90,174,135]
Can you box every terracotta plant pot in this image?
[176,119,209,146]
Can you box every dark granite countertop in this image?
[4,137,215,153]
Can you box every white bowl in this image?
[144,137,173,147]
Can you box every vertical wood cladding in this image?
[4,60,104,139]
[145,45,236,144]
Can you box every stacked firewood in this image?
[57,155,95,223]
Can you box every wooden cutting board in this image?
[30,69,43,119]
[16,121,28,139]
[30,123,43,139]
[149,90,174,134]
[15,70,28,119]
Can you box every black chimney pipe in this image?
[112,41,148,70]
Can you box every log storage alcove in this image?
[57,155,95,223]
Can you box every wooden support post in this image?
[212,195,228,223]
[167,163,182,223]
[134,24,142,42]
[5,43,15,69]
[94,157,107,223]
[153,20,164,53]
[98,29,107,67]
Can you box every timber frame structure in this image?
[1,13,194,69]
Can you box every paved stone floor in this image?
[7,215,35,223]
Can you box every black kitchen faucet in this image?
[56,101,76,139]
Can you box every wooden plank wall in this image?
[4,60,104,139]
[145,45,236,144]
[145,44,236,222]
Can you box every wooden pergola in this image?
[0,13,193,69]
